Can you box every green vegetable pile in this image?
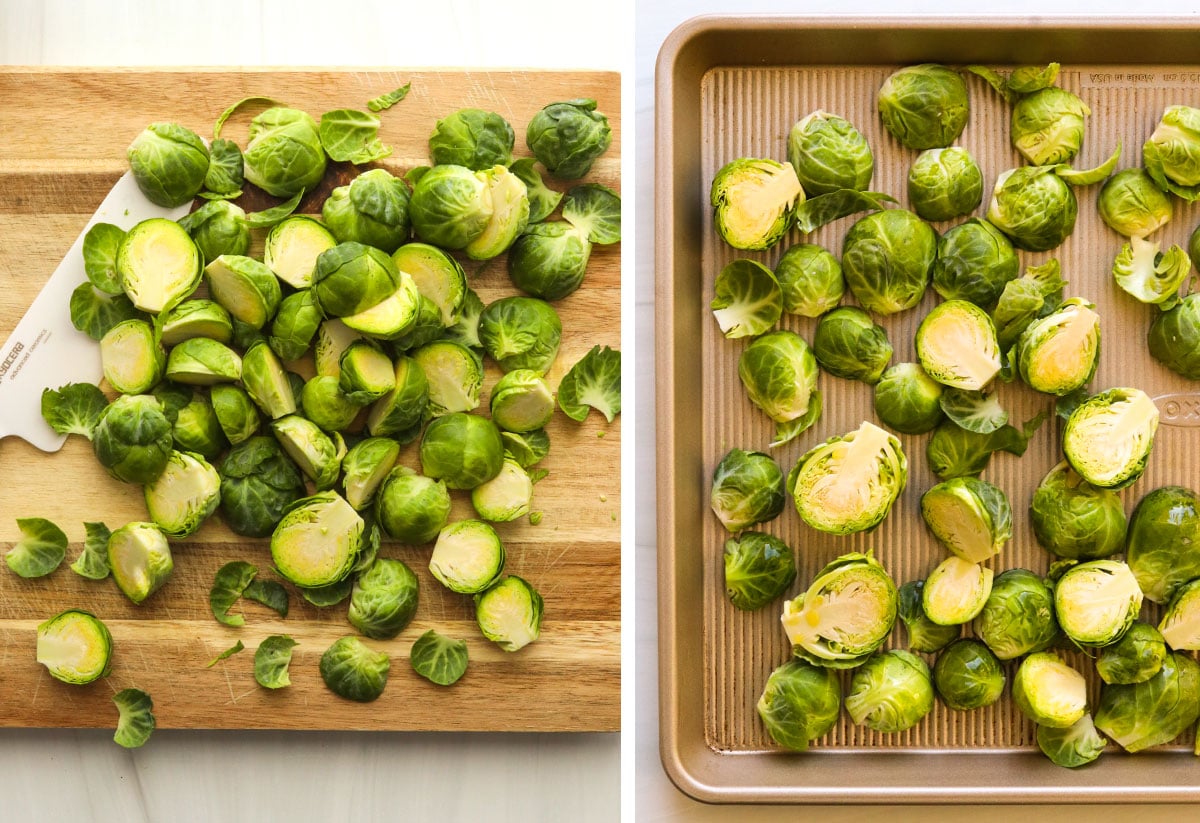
[707,61,1200,768]
[17,82,620,744]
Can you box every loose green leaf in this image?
[243,190,304,229]
[71,521,112,580]
[558,345,621,422]
[938,389,1009,434]
[562,183,621,244]
[203,138,244,198]
[966,65,1018,104]
[529,468,550,485]
[244,579,289,618]
[213,96,283,139]
[209,560,258,626]
[82,223,127,294]
[254,634,297,689]
[793,190,896,234]
[510,158,562,223]
[1056,386,1091,421]
[6,517,68,578]
[297,577,354,608]
[41,383,108,439]
[410,629,469,686]
[112,688,155,748]
[1055,143,1122,186]
[528,511,544,525]
[205,640,245,668]
[70,282,142,341]
[367,83,411,113]
[318,109,391,164]
[1009,63,1061,94]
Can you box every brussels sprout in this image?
[926,413,1045,480]
[1111,235,1191,308]
[428,108,514,170]
[231,317,265,351]
[1097,168,1173,238]
[735,329,819,446]
[471,457,533,522]
[1036,713,1106,769]
[268,290,321,362]
[320,168,410,254]
[150,381,191,425]
[813,306,892,384]
[218,436,305,537]
[270,491,363,588]
[1011,87,1090,166]
[1012,651,1088,728]
[1148,293,1200,379]
[178,199,251,263]
[100,319,165,395]
[312,242,401,320]
[781,551,898,668]
[844,650,934,733]
[907,147,983,222]
[318,108,391,164]
[465,165,530,261]
[1054,559,1143,647]
[1062,388,1158,490]
[387,295,447,354]
[408,164,493,250]
[756,658,841,751]
[143,450,220,538]
[932,218,1018,308]
[709,157,803,251]
[507,222,591,300]
[897,580,959,653]
[264,216,337,289]
[786,111,873,195]
[1030,461,1127,560]
[1143,105,1200,200]
[298,376,359,432]
[82,222,126,294]
[69,282,142,342]
[36,609,113,685]
[419,412,504,490]
[107,521,174,604]
[203,136,243,198]
[165,337,243,386]
[723,531,796,611]
[501,429,551,469]
[241,341,297,419]
[1095,651,1200,751]
[116,218,203,314]
[971,568,1058,660]
[936,388,1007,435]
[410,630,469,686]
[203,255,282,331]
[92,394,174,485]
[444,287,485,351]
[872,363,944,435]
[920,477,1011,564]
[411,340,483,416]
[709,448,785,533]
[243,107,327,198]
[986,166,1078,252]
[710,259,782,339]
[841,209,936,315]
[112,688,156,749]
[271,414,343,490]
[160,299,233,348]
[877,64,969,150]
[319,636,390,702]
[1096,622,1167,685]
[489,369,554,433]
[127,122,209,207]
[339,272,422,341]
[210,384,260,446]
[526,98,611,179]
[916,299,1001,391]
[1013,297,1101,397]
[992,258,1067,352]
[475,575,543,652]
[332,341,392,406]
[773,243,844,318]
[1159,577,1200,650]
[341,437,399,511]
[365,355,429,440]
[391,243,467,327]
[376,467,451,544]
[347,558,419,640]
[478,296,561,375]
[429,519,506,594]
[1127,486,1200,604]
[933,638,1005,711]
[788,421,906,535]
[922,556,993,626]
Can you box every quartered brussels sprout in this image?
[709,448,786,533]
[710,157,803,251]
[143,450,221,538]
[723,531,796,611]
[271,414,344,490]
[972,568,1058,661]
[1127,486,1200,604]
[786,111,873,195]
[916,299,1001,391]
[841,209,936,315]
[920,477,1011,564]
[348,558,419,640]
[1037,713,1107,769]
[1096,622,1166,685]
[1054,559,1143,647]
[813,306,892,384]
[365,355,429,440]
[320,636,390,703]
[165,337,243,386]
[1013,651,1088,728]
[1143,105,1200,201]
[907,147,983,222]
[986,166,1078,252]
[271,491,363,588]
[1015,297,1100,396]
[264,216,337,289]
[475,575,543,652]
[1030,460,1127,560]
[408,164,494,250]
[116,218,203,314]
[392,242,468,327]
[774,243,844,318]
[466,165,530,261]
[376,467,451,544]
[933,638,1004,711]
[1149,293,1200,379]
[897,580,959,653]
[1062,388,1158,490]
[312,242,401,319]
[178,199,250,263]
[107,521,174,604]
[1111,235,1191,308]
[478,296,561,375]
[93,394,174,485]
[101,319,165,395]
[780,551,898,668]
[218,436,305,537]
[921,556,993,626]
[932,218,1019,308]
[160,299,233,348]
[430,519,506,594]
[127,122,209,207]
[341,437,399,511]
[526,98,611,179]
[37,610,113,685]
[508,222,591,300]
[877,64,969,150]
[711,259,783,340]
[1097,168,1172,238]
[471,457,533,522]
[172,394,227,459]
[872,362,944,435]
[241,341,297,419]
[210,384,260,447]
[322,168,411,254]
[243,107,326,198]
[1095,651,1200,751]
[845,650,934,733]
[756,658,841,751]
[788,421,906,535]
[1011,87,1090,166]
[419,412,504,490]
[204,254,282,330]
[429,108,514,170]
[411,340,483,416]
[1159,577,1200,650]
[489,369,555,433]
[299,376,360,432]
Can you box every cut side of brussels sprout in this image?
[264,216,337,289]
[474,575,543,652]
[144,450,221,538]
[271,414,343,490]
[341,437,400,511]
[710,157,803,251]
[101,319,165,395]
[897,580,960,653]
[412,340,483,416]
[313,319,364,379]
[241,341,297,419]
[756,658,841,750]
[430,519,506,594]
[37,610,113,685]
[471,458,533,522]
[1013,651,1088,728]
[1015,298,1100,396]
[490,369,555,433]
[920,477,1012,563]
[466,165,530,261]
[1054,559,1143,647]
[337,342,395,405]
[116,218,203,314]
[338,273,422,340]
[391,243,467,326]
[160,300,233,348]
[916,300,1001,391]
[921,556,993,626]
[270,491,363,588]
[1158,578,1200,650]
[165,337,243,386]
[107,521,174,604]
[1062,388,1159,489]
[204,255,283,330]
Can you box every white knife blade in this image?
[0,172,192,451]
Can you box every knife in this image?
[0,172,192,451]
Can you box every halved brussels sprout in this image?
[365,354,429,440]
[907,147,983,222]
[1149,293,1200,379]
[915,299,1001,391]
[933,638,1005,711]
[299,376,360,432]
[1062,388,1158,490]
[1095,651,1200,751]
[786,111,873,195]
[322,168,411,254]
[408,164,494,250]
[788,421,906,535]
[465,165,530,261]
[93,394,174,485]
[178,200,250,264]
[471,457,533,522]
[338,272,422,341]
[116,218,203,314]
[478,296,561,375]
[341,437,399,511]
[312,242,401,319]
[37,610,113,685]
[932,218,1019,308]
[737,329,821,447]
[210,384,260,446]
[1127,486,1200,604]
[243,107,326,198]
[241,341,297,419]
[526,98,611,179]
[144,450,221,538]
[419,412,504,490]
[844,650,934,733]
[920,477,1012,563]
[813,306,892,384]
[1012,87,1090,166]
[264,216,337,289]
[1143,105,1200,201]
[1097,168,1172,238]
[1159,577,1200,650]
[1054,559,1143,647]
[392,243,468,326]
[271,414,343,490]
[723,531,795,611]
[872,362,944,435]
[337,341,394,406]
[756,658,841,751]
[972,568,1058,660]
[412,340,483,416]
[709,157,803,251]
[127,122,209,207]
[1096,622,1166,685]
[710,259,782,339]
[429,519,505,594]
[877,64,969,150]
[507,222,591,301]
[218,435,305,537]
[101,319,165,395]
[921,556,993,626]
[348,558,419,640]
[160,299,233,347]
[107,521,174,604]
[430,108,514,170]
[489,369,555,433]
[709,448,785,533]
[1111,235,1191,308]
[774,243,844,318]
[1013,651,1088,728]
[475,575,543,652]
[841,209,936,315]
[376,467,451,544]
[897,580,959,653]
[986,166,1078,252]
[270,491,363,588]
[780,550,898,668]
[1030,460,1127,560]
[1015,297,1100,396]
[319,636,390,703]
[165,337,242,386]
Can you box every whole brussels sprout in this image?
[786,111,873,195]
[127,122,210,207]
[1097,168,1172,238]
[1054,559,1143,648]
[773,243,844,318]
[1015,297,1100,396]
[709,448,785,533]
[1011,87,1090,166]
[873,362,944,435]
[877,64,969,150]
[915,299,1002,391]
[419,412,504,490]
[813,306,892,384]
[92,394,174,485]
[845,649,934,733]
[348,558,419,640]
[178,199,250,263]
[737,329,822,447]
[218,436,306,537]
[210,384,260,446]
[243,107,327,198]
[972,569,1058,661]
[408,164,494,250]
[320,636,390,703]
[1143,105,1200,200]
[1030,460,1127,561]
[172,394,228,459]
[1148,293,1200,379]
[312,242,401,319]
[478,296,562,375]
[933,638,1004,711]
[1126,486,1200,604]
[322,168,411,254]
[896,580,959,653]
[376,467,451,544]
[429,108,515,170]
[1013,651,1087,728]
[907,147,983,222]
[710,158,804,251]
[723,531,795,611]
[931,218,1019,308]
[1096,622,1166,685]
[756,659,841,751]
[1062,388,1158,490]
[526,99,612,180]
[920,477,1012,564]
[841,209,936,315]
[1094,651,1200,752]
[507,222,591,300]
[986,166,1078,252]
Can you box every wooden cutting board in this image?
[0,69,620,732]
